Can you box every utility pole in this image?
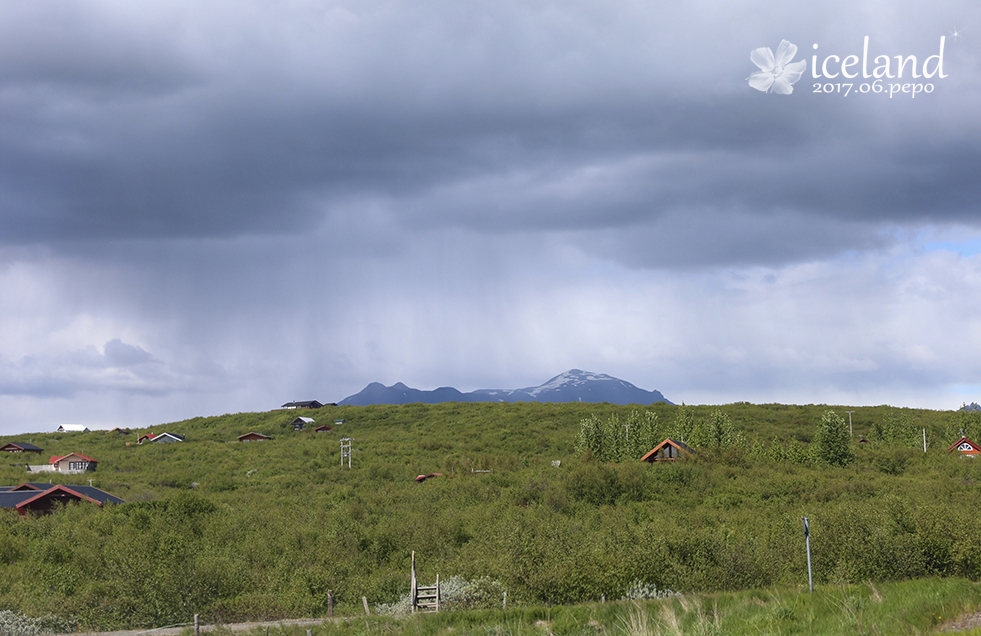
[340,438,353,468]
[845,411,855,437]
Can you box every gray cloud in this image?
[1,0,980,431]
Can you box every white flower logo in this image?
[748,40,807,94]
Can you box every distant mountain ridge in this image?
[339,369,671,406]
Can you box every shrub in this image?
[813,410,854,467]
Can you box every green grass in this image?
[0,402,979,630]
[195,578,981,636]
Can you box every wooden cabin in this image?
[0,443,43,454]
[49,453,97,473]
[238,432,272,442]
[290,417,314,431]
[947,436,980,457]
[640,438,696,462]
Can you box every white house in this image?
[56,425,90,433]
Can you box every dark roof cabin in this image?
[0,443,43,454]
[314,424,333,433]
[640,438,696,462]
[281,401,325,410]
[0,484,124,517]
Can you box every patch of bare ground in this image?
[938,610,981,633]
[49,618,325,636]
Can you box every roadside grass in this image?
[218,578,981,636]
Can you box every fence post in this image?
[194,614,200,636]
[363,596,370,615]
[802,517,813,593]
[328,589,334,618]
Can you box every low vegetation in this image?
[192,578,981,636]
[0,402,978,630]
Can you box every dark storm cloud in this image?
[1,0,977,270]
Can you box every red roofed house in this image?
[138,433,156,444]
[640,438,696,462]
[947,436,981,457]
[49,453,97,473]
[314,424,333,433]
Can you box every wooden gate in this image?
[410,551,440,613]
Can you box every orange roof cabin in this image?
[238,432,272,442]
[314,424,333,433]
[640,438,696,462]
[49,453,97,473]
[947,436,981,457]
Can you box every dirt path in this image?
[51,618,327,636]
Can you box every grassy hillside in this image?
[0,402,979,630]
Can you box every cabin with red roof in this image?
[947,436,980,457]
[49,453,97,473]
[640,438,696,462]
[314,424,333,433]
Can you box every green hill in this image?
[0,402,979,630]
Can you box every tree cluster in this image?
[574,407,745,462]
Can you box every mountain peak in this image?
[339,371,671,406]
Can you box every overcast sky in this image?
[1,1,980,434]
